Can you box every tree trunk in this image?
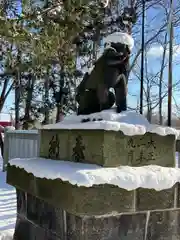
[23,75,36,129]
[56,67,64,123]
[15,49,22,130]
[167,0,173,127]
[0,78,14,113]
[159,33,167,125]
[56,104,63,123]
[15,71,21,129]
[44,73,50,124]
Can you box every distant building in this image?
[0,113,13,127]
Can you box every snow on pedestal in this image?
[7,157,180,191]
[7,157,180,239]
[40,110,178,167]
[7,157,180,215]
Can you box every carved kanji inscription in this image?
[48,134,60,159]
[72,135,85,162]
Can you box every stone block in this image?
[38,180,135,215]
[40,129,69,160]
[104,131,175,167]
[7,166,135,216]
[16,189,27,216]
[14,187,180,240]
[14,214,62,240]
[15,190,66,239]
[7,164,36,192]
[66,214,84,240]
[146,209,180,240]
[26,193,65,238]
[26,193,41,225]
[68,130,104,165]
[39,129,176,167]
[14,194,147,240]
[14,214,46,240]
[66,212,147,240]
[176,183,180,208]
[136,187,175,211]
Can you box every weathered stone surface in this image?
[66,214,84,240]
[26,193,65,238]
[15,190,65,240]
[68,130,104,165]
[14,214,46,240]
[8,165,35,192]
[146,209,180,240]
[104,131,175,167]
[15,191,147,240]
[27,193,40,225]
[136,187,175,211]
[176,183,180,208]
[13,214,62,240]
[40,129,69,160]
[16,188,27,216]
[39,129,176,167]
[14,188,180,240]
[7,166,135,216]
[80,212,147,240]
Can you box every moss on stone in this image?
[136,187,175,211]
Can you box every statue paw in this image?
[81,118,91,123]
[116,105,127,113]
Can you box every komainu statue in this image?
[76,32,134,115]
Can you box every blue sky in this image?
[127,2,180,115]
[2,1,180,117]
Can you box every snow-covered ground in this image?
[0,156,16,240]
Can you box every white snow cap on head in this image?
[104,32,134,51]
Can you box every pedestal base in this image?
[14,189,180,240]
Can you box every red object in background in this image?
[0,121,12,127]
[0,113,13,128]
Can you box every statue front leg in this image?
[114,74,127,113]
[97,84,109,111]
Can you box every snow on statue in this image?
[76,32,134,115]
[75,1,137,116]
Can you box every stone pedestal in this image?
[13,188,180,240]
[39,129,176,167]
[7,164,180,240]
[7,115,179,239]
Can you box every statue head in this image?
[104,32,134,52]
[110,42,130,56]
[99,32,134,83]
[103,41,131,68]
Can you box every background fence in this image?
[3,130,39,171]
